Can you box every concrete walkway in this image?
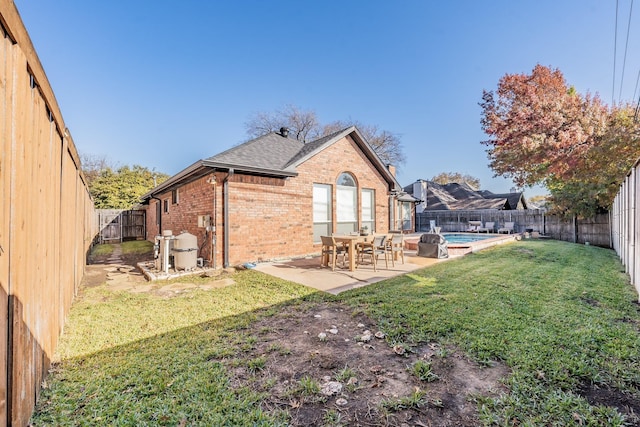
[253,251,451,295]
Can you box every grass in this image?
[31,240,640,426]
[380,388,427,411]
[340,240,640,426]
[89,240,153,258]
[121,240,154,255]
[90,243,114,256]
[32,270,318,426]
[290,376,322,397]
[410,360,439,382]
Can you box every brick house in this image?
[140,126,415,268]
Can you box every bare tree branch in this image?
[245,105,406,168]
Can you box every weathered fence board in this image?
[612,160,640,301]
[417,209,611,248]
[0,19,14,426]
[0,2,97,425]
[416,209,546,234]
[544,214,611,247]
[97,209,146,243]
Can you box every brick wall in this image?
[146,134,392,267]
[146,173,219,264]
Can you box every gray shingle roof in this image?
[205,132,304,171]
[142,125,400,201]
[405,180,525,210]
[283,127,351,169]
[479,191,528,209]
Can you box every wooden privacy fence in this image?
[416,209,612,248]
[543,213,611,247]
[0,3,96,426]
[611,158,640,301]
[97,209,146,243]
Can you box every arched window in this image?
[337,172,356,187]
[336,172,357,234]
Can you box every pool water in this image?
[442,233,495,244]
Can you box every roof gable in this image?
[206,132,304,172]
[284,126,400,190]
[142,126,401,201]
[283,127,353,170]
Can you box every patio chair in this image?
[358,234,388,272]
[429,220,437,233]
[467,221,482,232]
[497,222,515,234]
[478,221,495,233]
[417,233,449,258]
[388,230,405,265]
[320,236,347,270]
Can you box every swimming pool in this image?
[442,233,495,244]
[403,232,517,256]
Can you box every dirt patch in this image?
[578,383,640,425]
[216,301,509,426]
[83,253,235,298]
[82,264,110,288]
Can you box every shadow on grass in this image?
[31,273,326,426]
[31,241,640,426]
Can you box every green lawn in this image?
[31,240,640,426]
[88,240,153,259]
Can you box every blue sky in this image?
[14,1,639,197]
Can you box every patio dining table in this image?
[331,234,370,271]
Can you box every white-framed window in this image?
[313,183,332,242]
[400,201,412,231]
[336,172,357,234]
[361,188,375,233]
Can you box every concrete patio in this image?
[253,250,452,295]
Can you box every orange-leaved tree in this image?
[480,64,640,217]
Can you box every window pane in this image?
[360,189,374,233]
[337,187,356,222]
[313,184,332,243]
[336,222,357,234]
[361,189,373,221]
[313,184,331,222]
[313,223,331,242]
[402,202,411,230]
[361,221,374,233]
[337,172,356,187]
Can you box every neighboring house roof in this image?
[478,190,528,210]
[141,126,402,202]
[404,180,527,211]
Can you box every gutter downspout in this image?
[212,189,217,270]
[210,173,217,269]
[223,169,234,268]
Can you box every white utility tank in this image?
[171,232,198,270]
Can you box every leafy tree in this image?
[430,172,480,190]
[245,105,406,167]
[80,153,114,188]
[480,64,640,217]
[90,165,169,209]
